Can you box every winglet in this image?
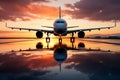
[59,6,61,19]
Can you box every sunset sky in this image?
[0,0,120,37]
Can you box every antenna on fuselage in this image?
[59,6,61,19]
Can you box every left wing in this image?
[67,20,116,33]
[5,23,54,33]
[41,26,53,29]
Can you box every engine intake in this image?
[78,31,85,38]
[36,31,43,38]
[36,42,43,49]
[78,42,85,48]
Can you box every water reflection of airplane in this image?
[10,41,111,72]
[10,41,86,72]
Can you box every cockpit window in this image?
[56,21,64,23]
[56,21,61,23]
[61,21,64,23]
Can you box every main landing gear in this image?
[70,33,75,43]
[46,37,50,42]
[70,33,75,48]
[46,33,50,43]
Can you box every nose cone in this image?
[54,19,67,35]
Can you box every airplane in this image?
[5,6,117,42]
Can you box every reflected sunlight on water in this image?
[0,38,120,80]
[0,38,120,53]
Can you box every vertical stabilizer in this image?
[59,6,61,18]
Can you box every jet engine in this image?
[78,31,85,38]
[78,42,85,48]
[36,31,43,38]
[36,42,43,49]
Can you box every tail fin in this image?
[59,6,61,18]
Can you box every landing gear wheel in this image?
[46,37,50,43]
[59,38,62,43]
[70,37,75,43]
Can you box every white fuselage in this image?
[53,18,67,36]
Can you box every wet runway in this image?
[0,38,120,80]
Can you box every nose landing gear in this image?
[59,35,62,43]
[59,38,62,43]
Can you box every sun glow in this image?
[0,0,119,38]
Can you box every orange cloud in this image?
[27,4,59,19]
[0,0,58,21]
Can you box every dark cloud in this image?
[65,52,120,80]
[33,0,50,2]
[0,51,58,80]
[0,0,55,21]
[65,0,120,21]
[0,52,57,71]
[0,0,49,7]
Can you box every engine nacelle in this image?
[36,31,43,38]
[78,31,85,38]
[36,42,43,49]
[78,42,85,48]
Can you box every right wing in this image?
[5,23,54,33]
[67,26,79,28]
[67,20,116,33]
